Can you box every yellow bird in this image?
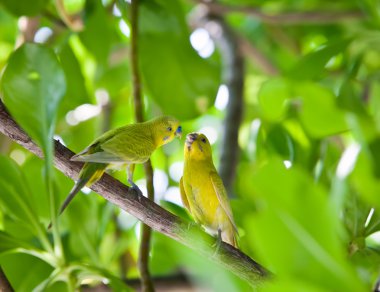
[51,116,182,227]
[180,133,238,247]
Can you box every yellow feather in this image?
[181,133,238,247]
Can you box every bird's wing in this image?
[100,127,154,164]
[210,171,238,233]
[179,177,190,210]
[71,151,128,163]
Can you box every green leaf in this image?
[79,0,119,64]
[0,0,49,16]
[245,158,365,291]
[0,155,38,228]
[294,82,348,138]
[139,0,220,120]
[288,39,351,80]
[58,42,89,116]
[258,78,291,121]
[0,230,34,253]
[1,43,66,162]
[160,200,192,221]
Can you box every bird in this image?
[50,116,182,228]
[180,132,238,247]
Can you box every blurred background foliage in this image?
[0,0,379,291]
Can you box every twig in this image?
[130,0,155,291]
[197,1,365,25]
[0,101,270,288]
[237,35,278,76]
[0,266,14,292]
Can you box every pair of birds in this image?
[54,116,238,247]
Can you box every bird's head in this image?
[184,132,212,160]
[152,116,182,147]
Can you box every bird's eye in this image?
[167,127,172,131]
[201,138,206,143]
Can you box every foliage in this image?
[0,0,379,291]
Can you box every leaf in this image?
[258,78,291,121]
[0,230,34,253]
[287,39,351,80]
[79,0,119,64]
[1,43,66,163]
[245,158,365,291]
[138,0,220,120]
[57,42,89,116]
[0,155,39,229]
[0,0,49,16]
[294,82,348,138]
[160,200,192,221]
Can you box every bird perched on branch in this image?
[180,133,238,247]
[50,116,182,228]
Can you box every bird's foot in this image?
[128,179,143,196]
[212,229,222,257]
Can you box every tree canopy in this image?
[0,0,379,291]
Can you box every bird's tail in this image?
[48,162,106,229]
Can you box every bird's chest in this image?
[184,163,219,225]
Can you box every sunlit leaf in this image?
[1,43,66,164]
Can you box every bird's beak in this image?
[185,132,198,149]
[175,126,182,139]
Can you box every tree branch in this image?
[197,1,365,25]
[0,101,270,288]
[0,266,14,292]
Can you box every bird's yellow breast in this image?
[183,160,220,230]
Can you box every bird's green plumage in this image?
[51,116,182,227]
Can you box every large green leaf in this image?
[138,0,220,119]
[1,43,66,162]
[245,158,365,291]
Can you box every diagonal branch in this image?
[0,101,270,288]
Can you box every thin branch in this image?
[0,266,14,292]
[0,101,270,288]
[237,35,278,76]
[197,1,365,25]
[130,0,155,291]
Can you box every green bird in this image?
[50,116,182,227]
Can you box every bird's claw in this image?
[128,179,143,196]
[212,229,222,257]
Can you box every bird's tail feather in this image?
[48,163,106,229]
[222,223,238,248]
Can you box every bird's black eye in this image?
[167,126,172,131]
[201,138,206,143]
